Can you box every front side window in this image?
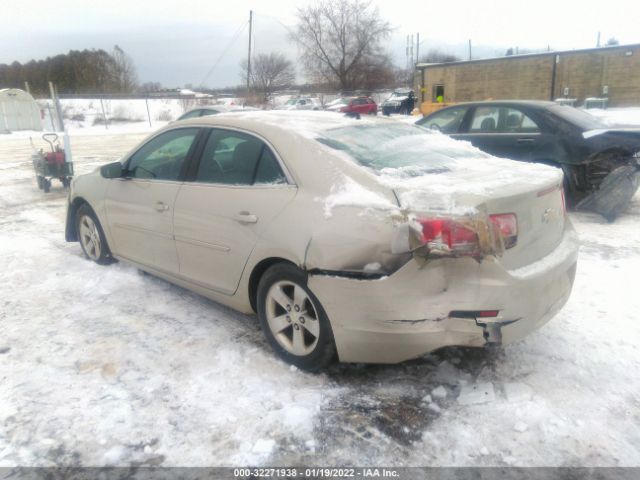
[126,128,199,181]
[195,129,287,185]
[417,106,468,134]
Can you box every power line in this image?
[252,11,295,35]
[199,19,249,87]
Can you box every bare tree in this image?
[418,49,461,64]
[111,45,138,93]
[292,0,392,90]
[350,52,396,90]
[138,81,162,94]
[240,53,295,103]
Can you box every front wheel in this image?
[257,264,336,371]
[76,204,113,265]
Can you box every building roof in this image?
[416,43,640,70]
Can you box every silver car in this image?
[65,111,578,370]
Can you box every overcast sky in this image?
[2,0,639,88]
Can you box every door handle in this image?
[234,211,258,224]
[517,138,535,144]
[155,202,170,212]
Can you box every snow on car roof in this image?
[179,110,388,137]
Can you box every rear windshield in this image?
[548,105,607,130]
[316,123,486,174]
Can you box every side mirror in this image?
[100,162,124,179]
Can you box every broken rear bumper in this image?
[308,227,579,364]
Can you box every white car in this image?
[279,97,321,110]
[65,112,578,370]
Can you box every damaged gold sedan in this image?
[65,111,579,370]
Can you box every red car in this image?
[325,96,377,115]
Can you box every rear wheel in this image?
[257,263,336,371]
[42,178,51,193]
[76,204,113,265]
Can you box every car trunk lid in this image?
[385,162,566,270]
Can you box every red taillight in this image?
[418,218,480,256]
[489,213,518,249]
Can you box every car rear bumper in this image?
[308,225,579,364]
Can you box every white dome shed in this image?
[0,88,43,133]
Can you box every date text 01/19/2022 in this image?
[233,468,400,478]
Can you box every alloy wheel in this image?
[265,280,320,356]
[79,214,102,261]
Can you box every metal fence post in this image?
[100,97,109,130]
[145,96,152,128]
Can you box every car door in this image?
[456,105,543,161]
[173,128,297,295]
[104,127,201,274]
[351,98,366,114]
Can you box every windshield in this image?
[285,99,297,105]
[316,123,487,174]
[548,105,607,130]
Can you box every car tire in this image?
[76,204,114,265]
[42,178,51,193]
[257,263,336,371]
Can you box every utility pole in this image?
[48,81,64,132]
[468,40,472,61]
[246,10,253,94]
[409,34,414,67]
[406,35,410,70]
[416,33,420,63]
[596,31,601,47]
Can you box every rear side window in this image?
[195,129,286,185]
[254,148,287,184]
[502,108,540,133]
[469,106,540,133]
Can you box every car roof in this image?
[443,100,557,109]
[173,110,398,138]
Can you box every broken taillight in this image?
[418,218,480,256]
[489,213,518,249]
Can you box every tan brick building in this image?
[416,44,640,107]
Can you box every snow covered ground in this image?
[0,128,639,467]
